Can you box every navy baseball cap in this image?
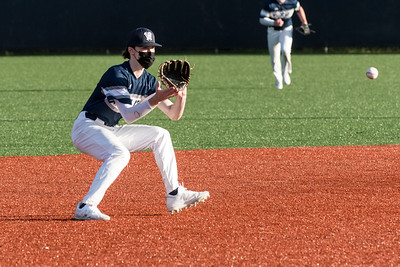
[126,27,162,47]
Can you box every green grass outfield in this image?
[0,53,399,156]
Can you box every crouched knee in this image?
[152,127,172,144]
[107,147,131,165]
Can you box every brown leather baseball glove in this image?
[157,59,191,90]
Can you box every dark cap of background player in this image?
[126,27,162,47]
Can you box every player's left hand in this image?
[296,23,316,35]
[157,59,192,90]
[177,85,187,98]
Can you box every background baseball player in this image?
[259,0,311,89]
[71,27,210,220]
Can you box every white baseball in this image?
[366,67,378,79]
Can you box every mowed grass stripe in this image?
[0,54,399,156]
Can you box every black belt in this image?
[85,112,115,127]
[269,26,282,31]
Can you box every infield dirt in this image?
[1,146,399,265]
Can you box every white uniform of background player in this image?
[71,27,209,220]
[259,0,309,89]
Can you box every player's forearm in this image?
[297,6,308,24]
[167,94,186,121]
[259,9,275,27]
[158,93,187,121]
[116,100,155,124]
[259,17,275,27]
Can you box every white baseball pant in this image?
[71,111,179,206]
[267,25,293,87]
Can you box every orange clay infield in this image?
[1,145,400,266]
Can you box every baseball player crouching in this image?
[259,0,311,89]
[71,27,209,220]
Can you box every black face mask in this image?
[137,51,155,69]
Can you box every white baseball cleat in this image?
[166,185,210,214]
[275,80,283,90]
[74,202,110,221]
[283,73,291,85]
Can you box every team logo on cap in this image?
[144,32,153,41]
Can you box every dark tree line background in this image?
[1,0,399,53]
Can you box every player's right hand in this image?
[274,19,284,27]
[149,82,179,107]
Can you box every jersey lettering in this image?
[82,61,158,126]
[268,9,295,20]
[260,0,300,30]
